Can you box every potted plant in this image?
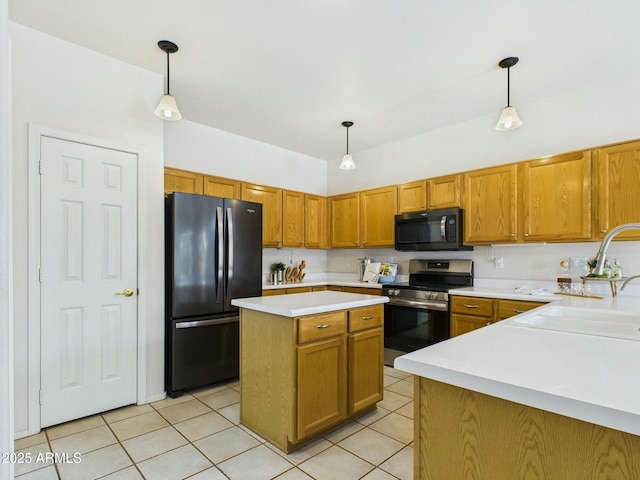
[586,257,610,278]
[271,262,286,283]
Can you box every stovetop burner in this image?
[381,259,473,298]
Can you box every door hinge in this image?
[39,390,43,405]
[38,160,42,175]
[39,268,42,283]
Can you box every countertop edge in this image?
[394,356,640,436]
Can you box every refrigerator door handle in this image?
[227,207,234,286]
[216,206,224,302]
[175,316,239,329]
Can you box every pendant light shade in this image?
[339,121,356,170]
[495,57,522,131]
[155,40,182,121]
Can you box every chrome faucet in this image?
[621,275,640,291]
[593,223,640,275]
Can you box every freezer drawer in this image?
[167,314,239,397]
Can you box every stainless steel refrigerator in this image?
[165,192,262,397]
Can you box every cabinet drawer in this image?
[298,312,346,344]
[450,296,494,317]
[348,306,383,332]
[496,300,546,320]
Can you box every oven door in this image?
[383,301,450,366]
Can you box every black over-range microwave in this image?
[394,207,472,251]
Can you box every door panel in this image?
[40,136,137,428]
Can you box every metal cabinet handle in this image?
[316,324,332,329]
[510,233,516,237]
[485,322,492,326]
[513,309,526,314]
[362,316,374,320]
[601,229,607,234]
[524,233,529,238]
[463,304,479,309]
[115,288,134,297]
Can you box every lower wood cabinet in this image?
[450,296,547,337]
[240,305,384,452]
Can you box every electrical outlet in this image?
[494,257,504,269]
[346,257,351,266]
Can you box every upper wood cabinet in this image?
[164,167,203,196]
[282,191,328,248]
[360,186,397,247]
[397,174,461,213]
[282,190,306,248]
[242,183,283,247]
[519,151,592,242]
[305,194,328,248]
[594,140,640,241]
[463,164,518,244]
[203,175,241,199]
[428,174,461,210]
[330,193,360,247]
[397,180,427,213]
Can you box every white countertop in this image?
[449,285,557,302]
[232,290,389,317]
[395,294,640,436]
[262,278,383,290]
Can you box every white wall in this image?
[1,1,14,478]
[165,120,328,196]
[328,72,640,195]
[10,22,166,435]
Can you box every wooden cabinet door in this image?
[360,186,397,247]
[242,184,283,247]
[305,194,327,248]
[330,193,360,247]
[348,327,383,414]
[463,164,517,244]
[398,180,427,213]
[595,141,640,240]
[203,175,241,199]
[164,167,203,195]
[428,174,461,209]
[282,190,305,247]
[495,300,546,321]
[450,313,492,337]
[519,151,592,242]
[297,336,347,440]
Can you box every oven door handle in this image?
[388,298,448,311]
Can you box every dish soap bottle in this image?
[611,258,623,279]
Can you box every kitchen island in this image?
[395,295,640,479]
[231,291,388,452]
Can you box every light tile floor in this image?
[14,367,414,480]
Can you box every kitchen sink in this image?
[506,306,640,341]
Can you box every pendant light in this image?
[495,56,522,131]
[339,121,356,170]
[154,40,182,121]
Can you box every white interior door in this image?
[40,136,138,428]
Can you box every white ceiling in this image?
[9,0,640,161]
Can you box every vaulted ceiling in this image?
[9,0,640,161]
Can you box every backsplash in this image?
[264,241,640,295]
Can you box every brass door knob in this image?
[116,288,134,297]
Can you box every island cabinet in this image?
[450,295,547,337]
[414,377,640,480]
[594,140,640,241]
[239,304,384,452]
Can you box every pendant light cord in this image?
[506,67,510,107]
[346,126,349,155]
[166,52,171,95]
